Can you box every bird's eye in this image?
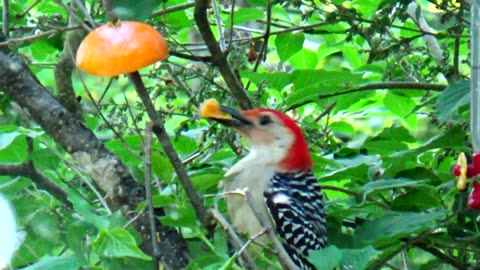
[259,115,272,126]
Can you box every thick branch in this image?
[0,162,71,207]
[54,0,85,115]
[194,0,252,110]
[0,52,190,269]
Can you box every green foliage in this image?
[0,0,478,269]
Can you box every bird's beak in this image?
[211,105,253,128]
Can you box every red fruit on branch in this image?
[473,152,480,173]
[468,181,480,210]
[467,164,478,178]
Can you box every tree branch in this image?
[194,0,252,110]
[0,162,71,207]
[128,71,212,231]
[0,52,190,269]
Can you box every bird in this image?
[200,101,327,269]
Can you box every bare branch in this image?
[0,162,71,207]
[194,0,253,109]
[210,208,259,270]
[144,122,160,269]
[0,52,191,268]
[128,71,212,231]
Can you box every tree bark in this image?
[0,52,190,269]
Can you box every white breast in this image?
[222,147,277,243]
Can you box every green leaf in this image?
[159,206,197,227]
[152,194,176,207]
[20,254,84,270]
[383,92,417,128]
[225,8,265,28]
[241,70,293,90]
[68,190,110,229]
[391,186,442,211]
[275,32,305,62]
[308,246,342,270]
[93,227,151,260]
[0,126,43,150]
[289,49,319,69]
[342,46,363,69]
[340,246,380,270]
[360,178,426,199]
[112,0,160,20]
[355,210,448,244]
[437,80,469,122]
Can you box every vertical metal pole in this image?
[471,0,480,151]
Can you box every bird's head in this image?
[203,103,312,172]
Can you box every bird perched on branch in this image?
[200,100,327,269]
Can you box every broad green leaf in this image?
[308,246,342,270]
[362,140,409,155]
[391,186,442,211]
[152,152,174,182]
[355,210,448,244]
[112,0,159,20]
[152,194,176,207]
[375,126,416,143]
[275,32,305,62]
[225,8,265,27]
[329,121,355,135]
[68,190,110,229]
[340,246,380,270]
[318,154,381,181]
[437,80,469,122]
[241,70,293,90]
[360,178,426,199]
[289,49,319,69]
[342,46,363,69]
[20,254,84,270]
[0,126,43,150]
[159,206,197,227]
[383,92,417,128]
[67,220,96,254]
[93,227,151,260]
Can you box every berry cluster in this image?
[452,153,480,210]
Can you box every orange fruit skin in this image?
[76,21,169,76]
[199,99,232,120]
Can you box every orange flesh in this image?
[198,99,231,120]
[76,21,169,76]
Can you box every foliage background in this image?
[0,0,477,269]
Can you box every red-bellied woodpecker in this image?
[204,104,327,269]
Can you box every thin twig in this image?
[151,2,195,17]
[53,0,92,31]
[166,64,193,97]
[144,122,160,269]
[0,25,83,47]
[0,162,71,207]
[72,0,97,28]
[210,208,259,270]
[2,0,9,37]
[313,101,337,122]
[211,0,226,51]
[42,140,112,214]
[128,71,211,230]
[194,0,252,110]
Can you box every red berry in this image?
[467,164,478,178]
[468,181,480,210]
[453,164,462,177]
[473,153,480,172]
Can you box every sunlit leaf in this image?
[93,228,151,260]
